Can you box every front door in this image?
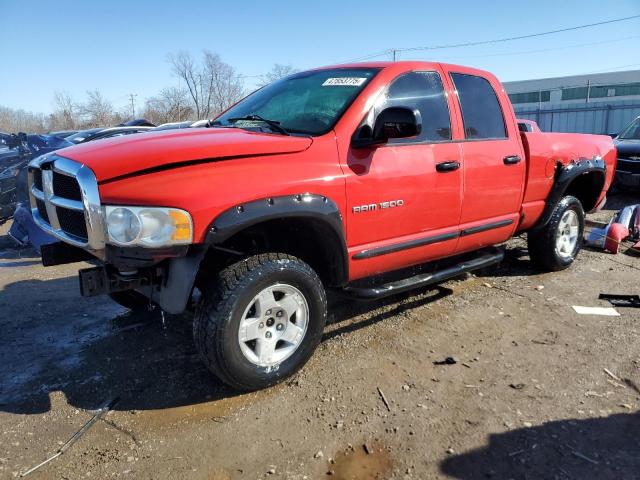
[343,70,463,279]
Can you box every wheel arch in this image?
[202,194,349,287]
[532,157,606,231]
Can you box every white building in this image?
[503,70,640,134]
[504,70,640,108]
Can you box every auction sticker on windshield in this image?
[322,77,367,87]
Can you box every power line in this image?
[579,63,640,75]
[342,14,640,63]
[422,35,640,61]
[397,14,640,53]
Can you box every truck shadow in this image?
[440,411,640,479]
[0,275,452,415]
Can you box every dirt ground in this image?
[1,193,639,480]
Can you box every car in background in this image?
[517,119,541,133]
[1,133,73,225]
[1,132,12,148]
[66,125,153,144]
[613,115,640,189]
[118,118,156,127]
[154,121,194,131]
[48,130,79,138]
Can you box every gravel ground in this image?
[0,193,639,480]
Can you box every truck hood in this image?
[56,128,313,182]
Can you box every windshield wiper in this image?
[227,114,290,136]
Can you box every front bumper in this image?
[77,245,206,314]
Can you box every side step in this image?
[343,248,504,300]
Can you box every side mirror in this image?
[352,107,422,148]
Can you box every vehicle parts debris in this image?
[434,356,458,365]
[598,293,640,308]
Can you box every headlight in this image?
[104,206,193,247]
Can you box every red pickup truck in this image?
[28,61,616,390]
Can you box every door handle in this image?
[503,155,522,165]
[436,161,461,172]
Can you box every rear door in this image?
[449,72,525,253]
[343,69,463,279]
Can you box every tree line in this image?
[0,51,297,134]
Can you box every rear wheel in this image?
[194,253,327,391]
[528,195,584,271]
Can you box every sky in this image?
[1,0,639,115]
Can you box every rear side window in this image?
[380,71,452,143]
[451,73,507,140]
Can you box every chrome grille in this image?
[53,171,82,200]
[28,155,106,253]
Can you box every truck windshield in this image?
[618,117,640,140]
[215,68,379,135]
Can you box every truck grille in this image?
[27,155,105,252]
[57,207,88,239]
[36,199,49,223]
[29,165,88,242]
[53,171,82,200]
[33,170,43,191]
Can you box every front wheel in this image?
[528,195,585,271]
[193,253,327,391]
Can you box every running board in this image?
[342,248,504,300]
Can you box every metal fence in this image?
[513,99,640,135]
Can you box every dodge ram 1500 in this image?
[28,62,616,390]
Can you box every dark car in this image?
[0,133,73,225]
[48,129,79,138]
[613,116,640,189]
[118,118,156,127]
[65,126,152,144]
[0,131,12,147]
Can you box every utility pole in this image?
[128,93,137,118]
[392,49,398,61]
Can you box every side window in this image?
[450,73,507,140]
[378,71,452,143]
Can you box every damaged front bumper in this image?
[85,245,206,314]
[44,242,206,314]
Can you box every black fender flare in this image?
[205,193,349,285]
[531,157,606,231]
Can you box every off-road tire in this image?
[194,253,327,391]
[528,195,585,271]
[109,290,151,312]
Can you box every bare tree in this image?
[258,64,298,87]
[50,91,77,130]
[0,106,47,133]
[169,50,244,119]
[79,90,114,127]
[143,86,193,125]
